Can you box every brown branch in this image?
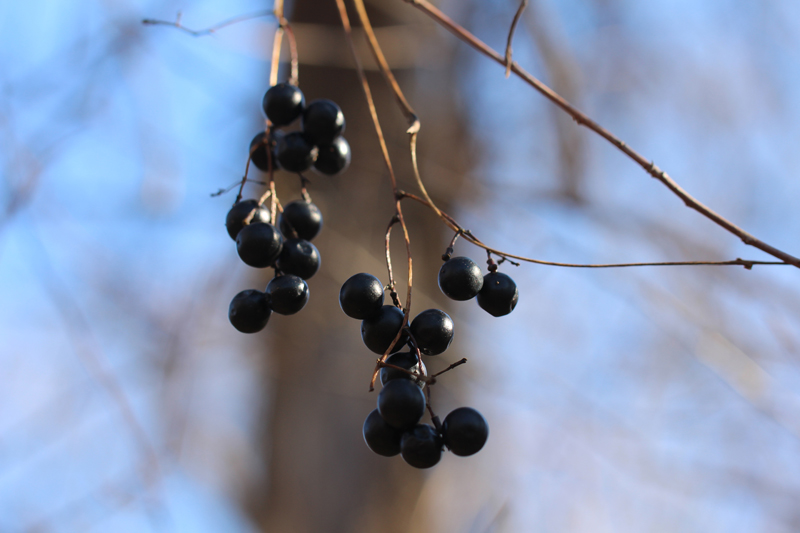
[504,0,528,78]
[399,192,785,270]
[404,0,800,269]
[335,0,415,391]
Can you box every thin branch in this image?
[351,0,453,229]
[403,0,800,269]
[335,0,415,391]
[142,10,275,36]
[399,191,785,269]
[505,0,528,78]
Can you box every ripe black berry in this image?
[361,305,408,355]
[377,379,426,429]
[276,238,320,280]
[380,351,427,388]
[279,200,323,241]
[262,83,304,126]
[236,222,283,268]
[276,132,318,173]
[339,273,384,320]
[302,99,345,145]
[266,275,309,315]
[362,409,403,457]
[400,424,443,469]
[409,309,454,356]
[249,131,282,172]
[314,136,351,176]
[477,271,519,317]
[438,256,483,301]
[228,289,272,333]
[225,199,271,240]
[442,407,488,457]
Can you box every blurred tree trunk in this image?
[240,1,475,531]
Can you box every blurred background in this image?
[3,0,800,531]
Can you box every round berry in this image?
[302,99,345,145]
[380,350,426,388]
[228,289,272,333]
[225,199,271,240]
[236,222,283,268]
[276,238,320,280]
[442,407,488,457]
[314,136,350,176]
[361,305,408,355]
[401,424,443,469]
[362,409,403,457]
[262,83,304,126]
[339,273,384,320]
[279,200,323,241]
[409,309,454,356]
[438,256,483,301]
[265,275,309,315]
[276,132,318,173]
[377,379,426,430]
[249,131,282,172]
[477,272,519,317]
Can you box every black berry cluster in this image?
[250,82,351,177]
[438,256,519,317]
[226,198,320,333]
[339,272,489,468]
[225,82,348,334]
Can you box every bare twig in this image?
[399,192,785,269]
[505,0,528,78]
[335,0,415,391]
[142,10,274,36]
[403,0,800,269]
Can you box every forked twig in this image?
[403,0,800,269]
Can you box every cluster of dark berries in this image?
[339,272,488,468]
[226,198,322,333]
[438,256,519,316]
[250,82,351,177]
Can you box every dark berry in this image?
[265,275,309,315]
[302,99,345,145]
[228,289,272,333]
[401,424,443,469]
[477,272,519,317]
[249,131,282,172]
[225,199,271,240]
[279,200,323,241]
[377,379,426,430]
[339,273,384,320]
[361,305,408,355]
[442,407,488,457]
[438,256,483,301]
[262,83,304,126]
[236,222,283,268]
[409,309,454,356]
[276,238,320,280]
[380,351,426,388]
[313,136,350,176]
[276,132,318,173]
[362,409,403,457]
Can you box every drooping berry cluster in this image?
[339,272,489,468]
[226,198,321,332]
[250,82,351,177]
[225,82,348,334]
